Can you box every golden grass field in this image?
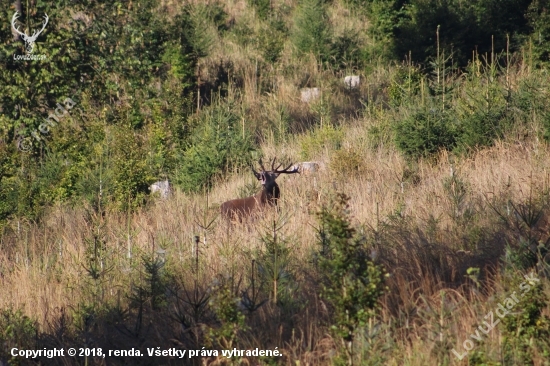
[2,124,550,364]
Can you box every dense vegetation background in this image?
[1,0,550,364]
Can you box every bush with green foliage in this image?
[0,0,200,220]
[394,0,532,66]
[393,108,457,158]
[329,31,364,71]
[292,0,332,61]
[256,218,298,309]
[316,193,386,363]
[207,277,249,350]
[345,0,547,68]
[0,308,37,364]
[300,123,344,160]
[497,190,550,271]
[526,0,550,65]
[500,272,550,364]
[110,124,151,211]
[248,0,272,19]
[330,148,365,177]
[257,18,288,64]
[456,108,509,152]
[388,65,423,106]
[176,104,255,192]
[360,0,404,65]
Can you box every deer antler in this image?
[258,158,267,172]
[28,14,49,41]
[271,157,283,171]
[274,162,300,174]
[250,162,259,176]
[11,12,26,38]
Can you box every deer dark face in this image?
[251,158,298,206]
[252,170,281,203]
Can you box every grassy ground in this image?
[2,116,550,365]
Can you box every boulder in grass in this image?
[150,180,171,199]
[344,75,360,89]
[300,87,321,103]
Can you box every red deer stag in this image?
[221,158,299,221]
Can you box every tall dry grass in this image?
[1,124,550,363]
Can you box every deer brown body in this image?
[221,158,298,221]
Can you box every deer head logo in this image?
[11,12,49,54]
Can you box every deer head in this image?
[221,158,299,221]
[11,12,49,54]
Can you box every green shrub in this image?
[231,21,256,47]
[394,0,532,67]
[300,123,344,159]
[366,109,394,148]
[292,0,332,60]
[455,107,509,152]
[238,179,260,199]
[110,125,151,211]
[500,192,550,271]
[37,153,84,203]
[316,193,386,363]
[207,277,248,350]
[257,21,287,64]
[329,31,363,70]
[442,172,475,226]
[330,148,364,176]
[362,0,402,65]
[256,218,298,310]
[248,0,272,19]
[388,65,423,106]
[178,3,220,63]
[134,255,168,311]
[393,109,457,158]
[500,272,550,365]
[507,74,550,141]
[0,308,37,364]
[161,42,195,83]
[0,154,47,221]
[510,75,549,115]
[176,104,255,192]
[527,0,550,65]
